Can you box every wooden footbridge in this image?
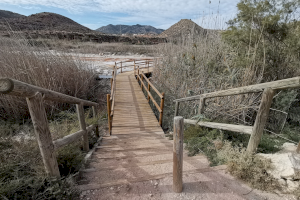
[1,58,297,199]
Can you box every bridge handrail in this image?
[0,78,99,178]
[136,70,165,126]
[107,58,165,132]
[115,59,155,74]
[173,77,300,154]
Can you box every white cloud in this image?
[0,0,240,29]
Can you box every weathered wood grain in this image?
[184,119,253,134]
[173,116,184,193]
[0,78,97,106]
[174,77,300,102]
[26,92,60,177]
[247,88,275,153]
[77,103,89,151]
[159,93,165,127]
[53,124,96,149]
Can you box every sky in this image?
[0,0,240,30]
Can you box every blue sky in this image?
[0,0,240,30]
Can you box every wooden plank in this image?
[53,125,96,149]
[175,77,300,102]
[184,119,253,134]
[0,78,98,106]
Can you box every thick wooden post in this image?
[26,92,60,178]
[137,66,140,77]
[173,116,184,193]
[247,88,275,153]
[121,61,122,73]
[107,94,112,135]
[134,60,136,76]
[159,92,165,127]
[175,101,180,117]
[147,82,151,102]
[77,103,89,151]
[198,98,205,114]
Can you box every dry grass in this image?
[0,33,99,120]
[152,31,263,129]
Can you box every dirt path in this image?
[77,71,291,200]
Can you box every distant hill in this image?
[0,10,25,19]
[160,19,206,38]
[0,12,91,33]
[96,24,164,35]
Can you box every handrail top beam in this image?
[184,119,253,135]
[140,72,163,99]
[174,77,300,102]
[0,78,98,107]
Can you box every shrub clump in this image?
[217,141,280,191]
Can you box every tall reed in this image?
[0,34,98,120]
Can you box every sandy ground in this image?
[69,52,155,76]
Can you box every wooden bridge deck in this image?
[78,70,280,200]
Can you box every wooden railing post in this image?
[111,71,114,88]
[159,92,165,127]
[247,88,275,153]
[26,92,60,178]
[137,66,140,77]
[107,94,112,135]
[147,82,151,102]
[175,101,180,117]
[198,98,205,114]
[76,103,89,151]
[148,61,149,73]
[141,73,144,90]
[121,61,122,73]
[134,60,136,76]
[173,116,184,193]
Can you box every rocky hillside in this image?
[96,24,164,35]
[0,10,25,19]
[160,19,206,38]
[0,12,91,33]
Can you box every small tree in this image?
[222,0,300,80]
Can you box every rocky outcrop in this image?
[96,24,164,35]
[259,143,300,192]
[0,30,167,44]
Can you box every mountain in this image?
[160,19,206,38]
[0,10,25,19]
[0,12,91,33]
[96,24,164,35]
